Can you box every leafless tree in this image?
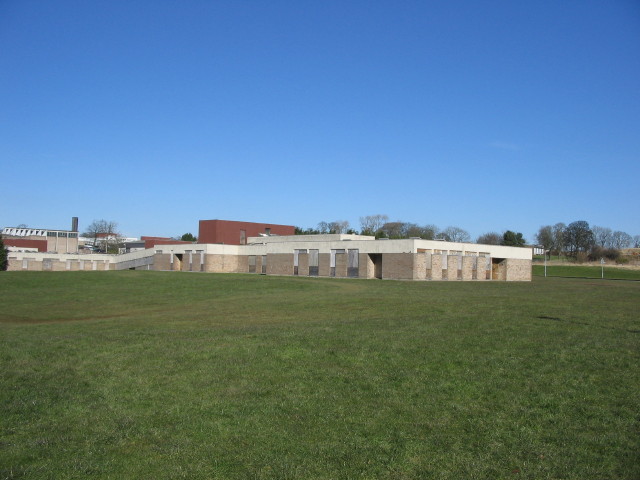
[441,226,471,243]
[477,232,502,245]
[328,220,351,234]
[359,214,389,235]
[82,219,120,253]
[592,226,613,248]
[552,223,566,255]
[611,231,632,249]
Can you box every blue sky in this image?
[1,0,638,241]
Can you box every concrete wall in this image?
[382,253,415,280]
[298,253,309,276]
[318,253,331,277]
[358,253,374,279]
[430,254,442,280]
[462,256,474,281]
[506,259,532,281]
[205,254,240,273]
[334,252,347,278]
[266,254,293,276]
[446,255,459,281]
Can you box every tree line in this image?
[296,216,639,255]
[535,221,638,260]
[295,215,528,247]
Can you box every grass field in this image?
[1,272,639,479]
[533,264,640,281]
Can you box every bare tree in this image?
[328,220,350,234]
[634,235,640,248]
[441,226,471,243]
[359,214,389,235]
[592,226,613,248]
[82,219,120,253]
[317,221,330,234]
[611,231,632,249]
[477,232,502,245]
[535,225,554,251]
[552,223,566,256]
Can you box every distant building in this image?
[2,226,79,253]
[6,230,532,281]
[198,219,295,245]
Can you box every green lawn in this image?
[1,272,639,479]
[533,264,640,280]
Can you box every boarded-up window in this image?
[348,249,359,278]
[309,249,319,276]
[249,255,256,273]
[261,255,267,274]
[240,230,246,245]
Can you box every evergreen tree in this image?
[0,238,8,271]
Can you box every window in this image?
[309,249,319,276]
[348,249,359,278]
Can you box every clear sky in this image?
[1,0,638,241]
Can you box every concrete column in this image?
[446,255,459,280]
[430,254,442,280]
[462,256,474,281]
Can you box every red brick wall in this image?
[3,239,47,251]
[143,239,194,249]
[198,220,295,245]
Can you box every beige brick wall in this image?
[414,253,427,280]
[359,253,374,279]
[298,253,309,276]
[430,254,442,280]
[492,259,507,281]
[267,254,293,276]
[318,253,331,277]
[237,255,249,273]
[256,255,264,274]
[204,254,240,273]
[154,253,171,271]
[476,257,488,281]
[7,258,22,271]
[462,256,474,281]
[446,255,459,281]
[382,253,414,280]
[334,253,347,277]
[506,259,532,281]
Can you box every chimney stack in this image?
[72,217,78,232]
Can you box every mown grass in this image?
[533,264,640,280]
[1,272,639,479]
